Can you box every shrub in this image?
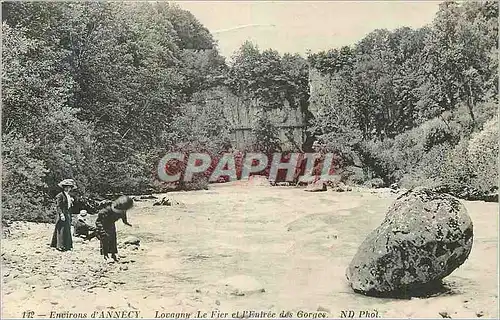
[418,143,454,182]
[468,116,498,196]
[439,139,476,198]
[423,118,458,151]
[342,166,365,184]
[359,139,396,183]
[251,109,282,154]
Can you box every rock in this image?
[364,178,385,189]
[73,237,83,243]
[476,311,484,318]
[123,236,140,246]
[390,183,399,190]
[439,311,451,318]
[248,175,271,187]
[331,183,352,192]
[304,180,327,192]
[346,187,473,297]
[153,197,172,206]
[140,195,158,200]
[275,182,291,187]
[221,275,265,296]
[112,280,126,285]
[331,185,345,192]
[215,300,220,306]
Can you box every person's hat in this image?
[111,196,134,211]
[58,179,77,189]
[79,210,88,217]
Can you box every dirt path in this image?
[2,184,498,319]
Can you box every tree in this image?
[419,0,498,125]
[251,109,282,154]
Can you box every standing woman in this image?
[50,179,76,251]
[95,196,134,262]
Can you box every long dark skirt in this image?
[99,223,118,256]
[50,217,73,251]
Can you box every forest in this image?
[2,0,498,222]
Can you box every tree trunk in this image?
[467,82,476,125]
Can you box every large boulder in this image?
[346,187,473,297]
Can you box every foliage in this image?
[2,2,230,222]
[226,41,309,110]
[250,109,282,154]
[308,0,498,200]
[2,0,499,226]
[2,133,49,222]
[466,116,498,196]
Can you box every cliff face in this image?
[221,89,307,151]
[308,66,342,120]
[207,66,342,152]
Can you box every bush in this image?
[468,116,498,196]
[359,139,396,183]
[431,116,498,201]
[423,118,459,151]
[358,110,484,193]
[418,143,454,183]
[398,172,443,190]
[342,166,365,184]
[251,109,282,154]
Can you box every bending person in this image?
[95,196,134,262]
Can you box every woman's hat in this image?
[111,196,134,211]
[58,179,77,189]
[79,210,88,217]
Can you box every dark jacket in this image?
[55,192,72,222]
[95,205,130,256]
[50,192,73,250]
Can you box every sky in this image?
[175,1,442,60]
